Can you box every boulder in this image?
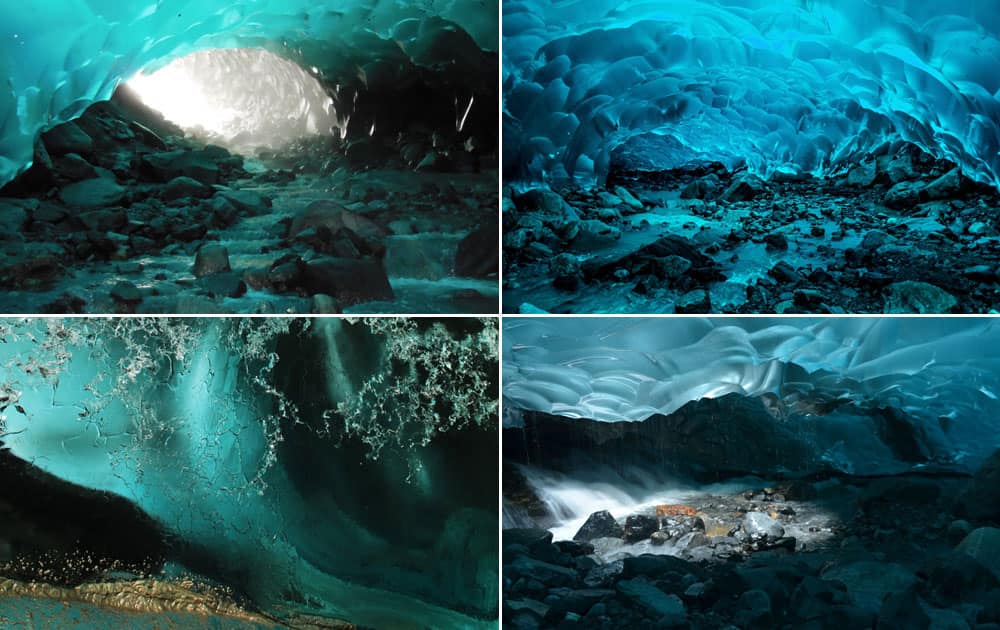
[574,510,623,542]
[956,449,1000,522]
[821,561,917,614]
[59,176,126,209]
[301,257,393,305]
[141,149,220,184]
[743,512,784,540]
[198,272,247,299]
[675,289,711,314]
[956,528,1000,581]
[217,189,269,215]
[110,280,142,304]
[455,223,498,278]
[193,244,231,277]
[623,514,658,543]
[883,281,957,314]
[720,174,766,202]
[161,176,213,201]
[42,121,94,156]
[616,579,686,625]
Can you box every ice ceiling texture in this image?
[0,0,498,186]
[503,0,1000,187]
[0,318,498,629]
[504,317,1000,467]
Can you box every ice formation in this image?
[503,317,1000,464]
[0,0,498,186]
[502,0,1000,188]
[0,318,498,628]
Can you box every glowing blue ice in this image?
[503,0,1000,188]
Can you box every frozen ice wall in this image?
[503,317,1000,467]
[0,0,498,185]
[0,318,498,628]
[503,0,1000,187]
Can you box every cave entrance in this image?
[126,48,337,154]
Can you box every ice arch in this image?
[502,0,1000,188]
[0,0,498,186]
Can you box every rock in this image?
[763,233,788,251]
[198,272,247,299]
[720,174,766,202]
[956,449,1000,522]
[956,528,1000,581]
[920,549,1000,605]
[612,186,643,211]
[78,208,127,233]
[846,161,877,186]
[0,201,29,235]
[192,244,231,277]
[217,189,269,215]
[574,511,624,542]
[505,528,553,550]
[596,191,623,207]
[736,589,772,628]
[59,176,126,209]
[515,188,569,216]
[571,219,621,251]
[883,281,957,313]
[675,289,711,314]
[653,255,692,280]
[290,201,386,256]
[923,168,963,200]
[877,587,930,630]
[622,555,699,580]
[519,303,549,314]
[141,149,220,184]
[616,579,686,625]
[507,556,578,588]
[311,294,341,314]
[555,540,595,557]
[769,260,804,284]
[858,477,941,513]
[820,561,918,614]
[675,531,709,551]
[742,512,784,540]
[301,257,393,306]
[883,153,916,183]
[161,176,213,201]
[790,576,843,621]
[968,221,990,236]
[42,121,94,156]
[883,180,927,208]
[946,520,973,545]
[455,223,498,278]
[110,280,142,304]
[623,515,658,543]
[54,153,98,181]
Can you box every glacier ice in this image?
[503,317,1000,468]
[503,0,1000,188]
[0,0,498,186]
[0,317,498,627]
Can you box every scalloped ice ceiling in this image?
[0,0,498,187]
[503,317,1000,450]
[502,0,1000,188]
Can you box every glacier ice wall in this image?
[0,318,498,627]
[0,0,498,186]
[503,317,1000,464]
[503,0,1000,188]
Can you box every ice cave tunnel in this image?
[0,318,499,629]
[502,0,1000,315]
[0,0,499,314]
[502,317,1000,628]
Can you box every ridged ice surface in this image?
[503,318,1000,443]
[503,0,1000,187]
[0,0,497,186]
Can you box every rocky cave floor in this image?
[503,451,1000,629]
[503,144,1000,314]
[0,91,498,314]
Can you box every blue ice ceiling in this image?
[503,0,1000,188]
[0,0,498,187]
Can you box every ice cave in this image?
[0,0,499,314]
[502,317,1000,629]
[0,317,499,629]
[501,0,1000,315]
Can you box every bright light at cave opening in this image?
[127,48,338,154]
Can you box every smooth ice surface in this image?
[503,317,1000,463]
[503,0,1000,188]
[127,48,336,153]
[0,319,498,628]
[0,0,498,186]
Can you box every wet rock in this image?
[301,257,393,306]
[455,223,498,278]
[78,208,127,233]
[59,176,126,209]
[883,281,957,313]
[920,549,1000,605]
[575,511,624,542]
[54,153,98,181]
[923,168,963,200]
[507,556,578,588]
[515,188,569,216]
[956,449,1000,522]
[192,244,231,277]
[653,255,692,280]
[290,201,386,256]
[616,579,686,625]
[198,271,247,299]
[736,589,772,628]
[623,515,658,543]
[877,587,930,630]
[110,280,142,304]
[675,289,711,314]
[820,561,917,614]
[743,513,784,540]
[846,161,877,186]
[161,176,214,201]
[956,528,1000,581]
[883,180,927,208]
[720,174,767,202]
[769,260,804,284]
[763,233,788,251]
[42,121,94,156]
[217,189,269,215]
[612,186,643,211]
[571,219,621,250]
[622,555,699,580]
[141,149,219,184]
